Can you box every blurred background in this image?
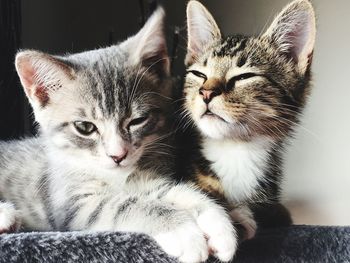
[0,0,349,225]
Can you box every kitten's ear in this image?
[263,0,316,73]
[127,7,169,76]
[185,0,221,66]
[15,50,75,108]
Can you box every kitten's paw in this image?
[154,221,209,263]
[230,206,257,240]
[196,208,238,262]
[0,202,21,234]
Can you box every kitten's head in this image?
[15,8,171,173]
[184,0,316,140]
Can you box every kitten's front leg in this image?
[159,184,238,262]
[59,185,209,262]
[59,178,236,262]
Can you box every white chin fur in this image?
[197,116,233,139]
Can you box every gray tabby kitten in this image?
[182,0,316,238]
[0,9,237,263]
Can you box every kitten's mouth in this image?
[202,109,227,123]
[204,110,214,116]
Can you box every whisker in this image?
[248,108,321,140]
[129,57,169,106]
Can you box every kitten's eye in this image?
[226,73,258,91]
[127,116,149,130]
[74,121,97,136]
[186,70,207,81]
[236,73,257,81]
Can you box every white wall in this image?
[283,0,350,225]
[202,0,350,225]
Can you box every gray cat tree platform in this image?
[0,225,349,262]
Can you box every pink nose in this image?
[110,151,128,164]
[200,89,213,100]
[199,87,222,104]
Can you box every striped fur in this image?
[0,8,237,263]
[182,0,316,238]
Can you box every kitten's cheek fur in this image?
[119,149,144,167]
[191,96,206,121]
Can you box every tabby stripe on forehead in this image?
[98,62,116,116]
[91,107,97,120]
[230,39,248,57]
[214,37,247,57]
[237,54,248,67]
[102,79,116,116]
[77,108,87,118]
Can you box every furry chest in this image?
[201,138,272,203]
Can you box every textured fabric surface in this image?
[235,225,350,263]
[0,225,349,263]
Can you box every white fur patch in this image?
[196,207,237,262]
[0,202,20,232]
[160,183,237,262]
[154,221,208,263]
[202,137,273,203]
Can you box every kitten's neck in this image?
[201,136,275,203]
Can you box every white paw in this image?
[230,206,257,240]
[196,208,238,262]
[154,221,209,263]
[0,202,21,233]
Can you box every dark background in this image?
[0,0,23,139]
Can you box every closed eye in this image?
[226,73,259,91]
[236,73,258,81]
[127,115,149,130]
[186,70,207,81]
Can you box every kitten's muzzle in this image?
[110,151,128,165]
[199,78,224,104]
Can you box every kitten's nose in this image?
[110,151,128,164]
[199,88,222,104]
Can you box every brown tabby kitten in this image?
[180,0,316,238]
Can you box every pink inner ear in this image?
[17,56,50,107]
[34,84,50,107]
[19,63,36,92]
[287,22,310,62]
